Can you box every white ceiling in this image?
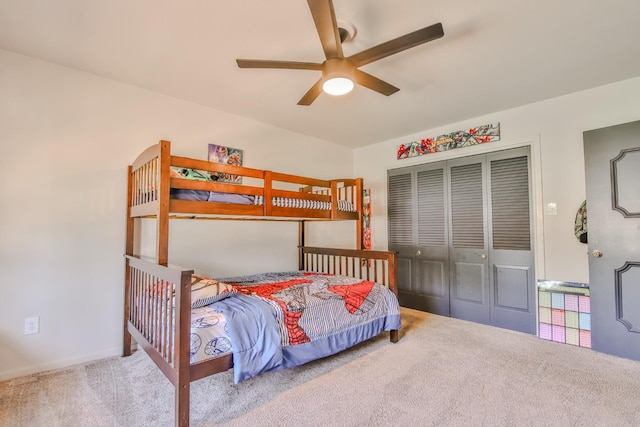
[2,0,640,148]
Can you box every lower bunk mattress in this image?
[188,271,401,383]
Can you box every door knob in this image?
[416,250,422,256]
[480,254,487,259]
[591,250,603,258]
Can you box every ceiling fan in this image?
[236,0,444,105]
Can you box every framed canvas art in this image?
[208,144,244,183]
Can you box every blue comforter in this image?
[212,272,401,383]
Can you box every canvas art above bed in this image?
[207,143,244,183]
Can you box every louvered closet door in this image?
[414,163,450,315]
[388,170,416,306]
[447,155,490,324]
[388,147,534,333]
[388,165,450,314]
[486,148,535,333]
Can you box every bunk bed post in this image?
[330,180,339,219]
[298,220,305,270]
[123,165,134,357]
[388,252,399,343]
[355,178,364,250]
[158,140,172,266]
[264,170,272,216]
[174,269,193,427]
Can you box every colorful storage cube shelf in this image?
[538,280,591,348]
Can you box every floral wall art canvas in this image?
[397,122,500,160]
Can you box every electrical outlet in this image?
[24,316,39,335]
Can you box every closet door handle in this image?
[416,250,422,256]
[480,254,487,259]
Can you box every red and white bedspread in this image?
[204,271,401,382]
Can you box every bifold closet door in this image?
[447,156,490,324]
[446,149,535,332]
[388,170,416,307]
[388,165,450,315]
[388,147,535,333]
[486,149,535,334]
[415,164,450,315]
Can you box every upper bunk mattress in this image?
[171,189,357,212]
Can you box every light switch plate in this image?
[547,202,558,215]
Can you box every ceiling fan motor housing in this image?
[323,57,356,81]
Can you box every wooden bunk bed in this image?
[123,140,400,427]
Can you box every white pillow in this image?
[190,275,236,308]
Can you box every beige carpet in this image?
[2,308,640,426]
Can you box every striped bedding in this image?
[191,271,401,382]
[255,196,356,212]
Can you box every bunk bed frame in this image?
[123,140,399,427]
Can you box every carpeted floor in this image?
[1,308,639,426]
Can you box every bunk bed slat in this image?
[171,178,264,196]
[270,207,332,219]
[171,155,266,179]
[170,199,264,216]
[269,171,331,188]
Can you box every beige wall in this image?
[0,49,354,380]
[354,76,640,285]
[3,45,639,380]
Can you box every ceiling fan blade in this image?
[307,0,343,59]
[298,79,324,106]
[353,69,399,96]
[348,22,444,68]
[237,59,322,70]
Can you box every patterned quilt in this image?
[212,271,401,383]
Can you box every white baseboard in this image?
[0,346,125,382]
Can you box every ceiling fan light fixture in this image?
[322,76,354,95]
[321,58,355,96]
